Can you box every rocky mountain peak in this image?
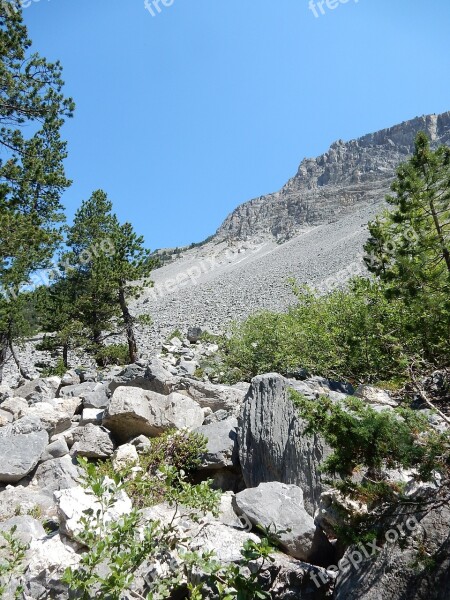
[216,111,450,242]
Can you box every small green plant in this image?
[95,343,130,366]
[166,328,183,342]
[0,526,29,598]
[64,457,273,599]
[96,430,208,509]
[41,358,67,378]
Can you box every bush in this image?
[94,343,130,366]
[219,278,450,385]
[64,457,274,599]
[97,430,208,509]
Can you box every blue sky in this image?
[22,0,450,249]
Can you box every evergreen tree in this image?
[364,133,450,297]
[57,190,153,366]
[0,3,74,380]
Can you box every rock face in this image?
[234,482,333,563]
[195,417,239,470]
[0,416,48,482]
[238,374,328,515]
[334,503,450,600]
[103,386,204,442]
[216,112,450,242]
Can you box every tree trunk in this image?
[429,198,450,276]
[0,332,8,384]
[62,342,69,369]
[8,339,31,381]
[118,286,138,363]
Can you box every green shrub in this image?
[94,343,130,366]
[64,457,273,599]
[219,278,449,384]
[96,430,208,509]
[40,358,67,378]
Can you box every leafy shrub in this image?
[41,358,67,378]
[64,457,273,599]
[219,278,449,385]
[94,343,130,366]
[97,430,208,509]
[0,526,29,598]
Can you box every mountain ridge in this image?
[215,111,450,242]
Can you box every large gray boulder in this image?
[334,502,450,600]
[30,455,80,494]
[55,483,132,542]
[0,416,48,482]
[70,423,116,458]
[103,386,204,443]
[59,381,103,399]
[108,359,176,395]
[175,379,246,414]
[22,401,72,436]
[238,374,329,515]
[14,377,60,403]
[0,515,46,545]
[234,482,333,564]
[195,417,239,470]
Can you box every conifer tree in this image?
[59,190,153,366]
[0,3,74,380]
[364,133,450,298]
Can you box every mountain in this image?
[216,111,450,242]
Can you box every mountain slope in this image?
[216,111,450,242]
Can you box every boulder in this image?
[178,358,198,376]
[82,386,110,409]
[70,423,116,458]
[234,482,333,563]
[334,503,450,600]
[80,407,104,425]
[175,378,246,414]
[24,533,80,599]
[103,386,203,443]
[195,417,239,470]
[112,443,139,471]
[0,485,56,522]
[55,483,132,542]
[354,384,398,407]
[14,377,61,403]
[0,416,48,482]
[60,370,81,387]
[0,408,13,424]
[0,384,13,402]
[238,374,329,515]
[0,396,28,420]
[22,401,72,436]
[59,381,103,398]
[314,488,368,538]
[129,434,151,453]
[31,455,80,494]
[40,438,70,462]
[109,359,177,395]
[187,326,202,343]
[0,515,46,545]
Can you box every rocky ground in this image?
[0,336,448,599]
[131,203,379,355]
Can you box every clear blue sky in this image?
[22,0,450,249]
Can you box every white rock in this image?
[112,443,139,471]
[55,482,132,542]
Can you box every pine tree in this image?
[364,133,450,298]
[60,190,153,366]
[0,3,74,380]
